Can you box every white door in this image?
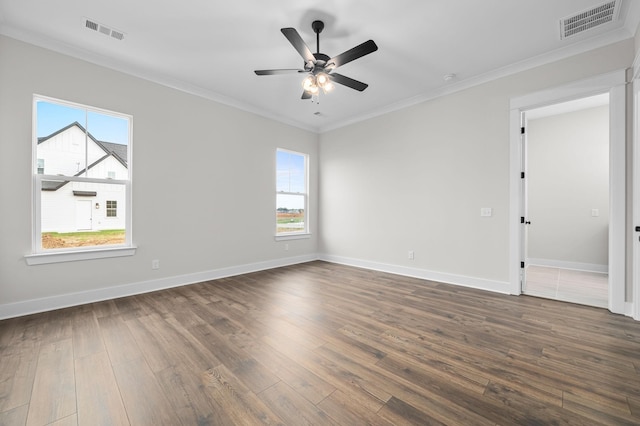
[76,200,92,230]
[520,114,529,292]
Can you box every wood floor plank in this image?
[156,364,234,426]
[258,381,338,425]
[124,315,175,373]
[201,364,285,425]
[111,356,180,426]
[378,396,447,426]
[71,310,104,359]
[75,351,129,426]
[262,333,388,413]
[49,413,78,426]
[26,339,76,426]
[0,340,39,413]
[97,315,143,366]
[0,404,28,426]
[317,390,395,426]
[233,335,336,405]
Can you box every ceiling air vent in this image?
[85,19,98,31]
[83,17,125,41]
[560,0,619,40]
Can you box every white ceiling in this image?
[1,0,639,133]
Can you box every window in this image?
[276,149,308,236]
[106,200,117,217]
[27,95,135,264]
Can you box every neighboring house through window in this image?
[28,95,134,263]
[276,149,309,236]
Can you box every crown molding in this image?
[1,21,633,135]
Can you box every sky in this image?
[276,150,306,209]
[37,100,129,145]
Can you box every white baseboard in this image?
[0,254,319,320]
[3,253,630,321]
[625,302,635,318]
[319,254,511,295]
[527,258,608,274]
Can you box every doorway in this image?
[509,70,626,315]
[521,95,609,308]
[76,200,93,230]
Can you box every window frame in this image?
[275,148,310,240]
[106,200,118,217]
[25,95,136,265]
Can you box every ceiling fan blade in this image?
[255,69,306,75]
[329,73,369,91]
[281,28,315,64]
[327,40,378,69]
[302,90,312,100]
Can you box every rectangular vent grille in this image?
[560,0,619,39]
[84,18,125,41]
[85,20,98,31]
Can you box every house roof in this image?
[38,121,128,166]
[39,122,128,192]
[41,153,126,191]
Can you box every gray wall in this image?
[0,35,318,308]
[319,39,633,291]
[527,105,609,270]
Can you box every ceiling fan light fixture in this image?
[316,72,329,86]
[302,75,316,91]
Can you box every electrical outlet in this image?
[284,243,289,251]
[408,251,414,260]
[481,207,492,217]
[151,259,160,270]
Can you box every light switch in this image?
[480,208,492,217]
[591,209,599,217]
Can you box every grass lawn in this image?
[42,229,125,249]
[276,212,305,233]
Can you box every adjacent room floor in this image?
[524,264,608,308]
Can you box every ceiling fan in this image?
[254,20,378,99]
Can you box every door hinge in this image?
[520,261,525,269]
[521,172,525,179]
[521,217,525,224]
[521,127,525,134]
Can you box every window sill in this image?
[25,246,137,265]
[274,233,312,241]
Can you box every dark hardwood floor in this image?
[1,260,640,425]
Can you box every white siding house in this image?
[37,122,128,233]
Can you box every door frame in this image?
[633,65,640,321]
[509,69,627,315]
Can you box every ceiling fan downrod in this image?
[312,20,324,54]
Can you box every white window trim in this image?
[27,95,135,265]
[275,233,312,242]
[275,148,310,238]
